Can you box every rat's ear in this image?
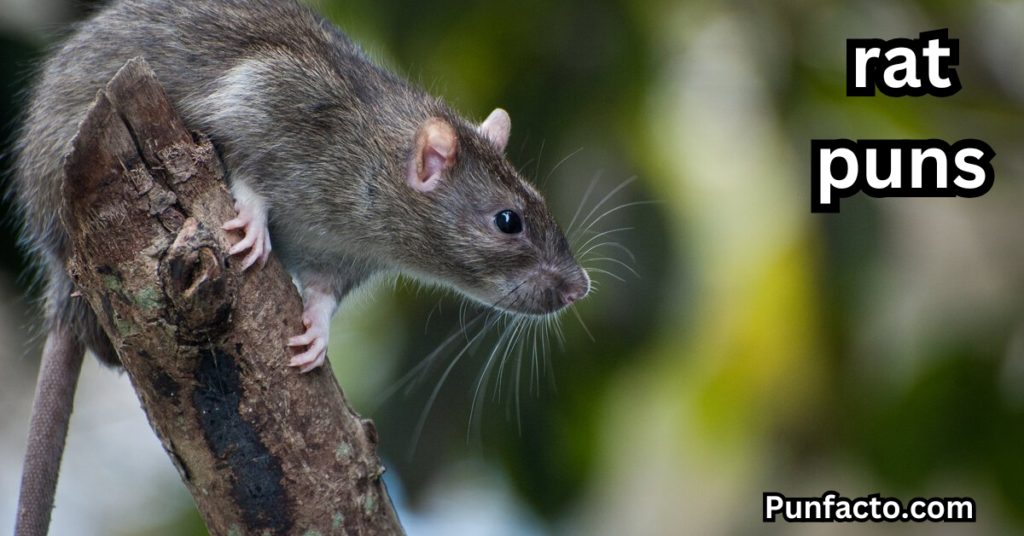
[408,118,458,193]
[478,108,511,152]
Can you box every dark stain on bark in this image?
[99,293,115,324]
[152,368,180,404]
[96,264,122,279]
[168,444,192,482]
[192,346,292,533]
[166,253,188,282]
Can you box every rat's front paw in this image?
[287,312,329,373]
[223,200,272,270]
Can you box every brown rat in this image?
[10,0,589,534]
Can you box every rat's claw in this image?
[222,217,246,231]
[224,200,272,271]
[287,332,314,347]
[299,352,326,374]
[289,332,327,372]
[240,232,266,270]
[259,230,272,269]
[288,311,330,373]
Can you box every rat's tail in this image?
[14,321,84,536]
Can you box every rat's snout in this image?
[522,263,590,314]
[557,267,591,307]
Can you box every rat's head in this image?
[396,108,589,316]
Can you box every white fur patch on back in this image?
[181,58,268,142]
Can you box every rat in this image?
[9,0,590,534]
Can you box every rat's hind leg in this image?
[286,265,376,373]
[223,181,272,270]
[287,280,338,373]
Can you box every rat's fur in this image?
[12,0,588,367]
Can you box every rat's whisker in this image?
[407,302,510,459]
[514,329,525,436]
[585,256,640,278]
[516,132,534,175]
[545,318,559,394]
[542,319,553,394]
[583,267,626,283]
[385,279,526,407]
[530,321,541,398]
[495,320,523,401]
[577,199,662,239]
[567,170,603,235]
[424,298,443,334]
[569,304,595,343]
[459,299,470,342]
[467,315,524,444]
[534,318,548,396]
[533,139,546,182]
[510,317,532,378]
[514,317,533,377]
[579,241,637,264]
[571,175,637,239]
[551,313,567,351]
[404,280,530,455]
[574,226,634,251]
[408,329,487,458]
[380,311,484,403]
[469,313,529,446]
[530,322,539,397]
[508,318,539,426]
[541,146,583,189]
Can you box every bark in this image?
[61,57,404,535]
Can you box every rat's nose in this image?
[559,289,582,306]
[557,268,591,307]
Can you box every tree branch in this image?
[61,57,403,535]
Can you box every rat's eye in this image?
[494,210,523,234]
